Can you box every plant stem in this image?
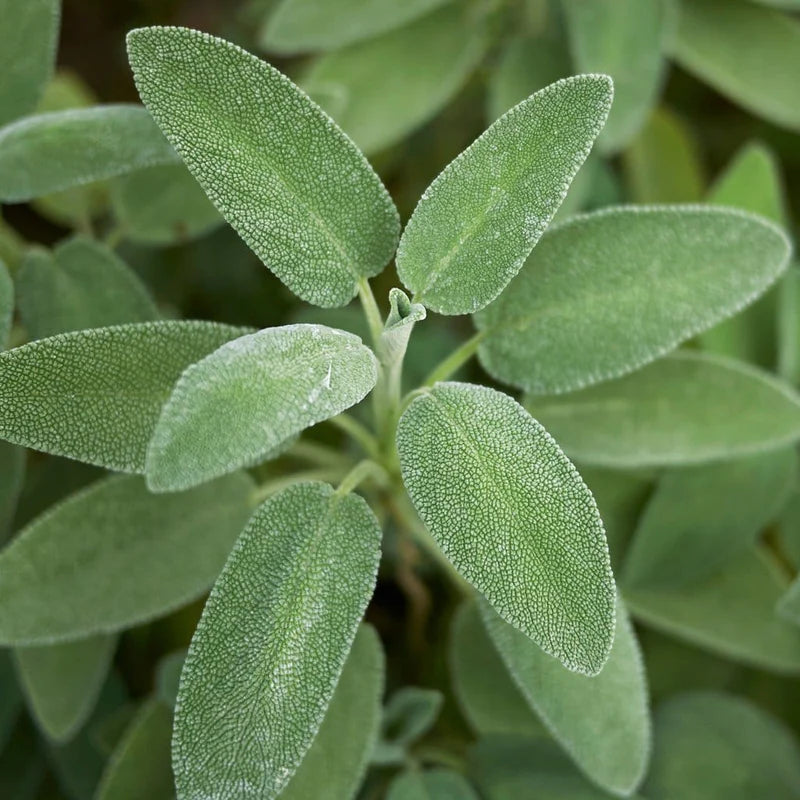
[327,414,381,461]
[423,329,487,386]
[286,439,354,469]
[358,276,384,349]
[336,459,389,496]
[250,468,342,507]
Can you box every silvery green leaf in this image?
[397,382,615,676]
[301,3,488,156]
[475,206,791,394]
[127,26,399,308]
[0,0,59,126]
[643,692,800,800]
[146,324,377,491]
[0,472,254,644]
[0,321,248,472]
[14,635,117,742]
[480,595,650,796]
[0,259,11,346]
[17,237,158,341]
[282,625,384,800]
[672,0,800,131]
[529,352,800,467]
[396,74,612,315]
[0,105,179,202]
[387,769,480,800]
[173,481,381,800]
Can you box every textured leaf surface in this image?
[476,206,791,394]
[0,105,179,202]
[0,472,254,644]
[127,26,399,308]
[387,769,480,800]
[173,482,381,799]
[396,75,612,315]
[397,382,615,675]
[480,596,650,796]
[0,321,247,472]
[0,259,11,346]
[643,692,800,799]
[529,352,800,467]
[147,324,377,491]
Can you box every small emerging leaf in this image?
[374,687,442,764]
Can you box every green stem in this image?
[358,277,384,349]
[423,329,487,386]
[327,414,381,461]
[336,459,389,496]
[250,468,342,507]
[104,223,126,249]
[285,439,354,469]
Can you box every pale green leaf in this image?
[397,382,615,676]
[146,324,377,491]
[529,352,800,467]
[396,74,612,315]
[14,635,117,742]
[0,105,179,202]
[672,0,800,131]
[379,289,427,378]
[0,472,254,644]
[0,320,247,472]
[643,692,800,799]
[0,259,11,346]
[476,206,791,394]
[173,481,381,799]
[127,26,399,308]
[281,624,384,800]
[387,769,480,800]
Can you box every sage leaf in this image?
[173,481,381,799]
[396,74,613,315]
[397,382,615,676]
[0,105,179,202]
[374,686,443,764]
[476,206,791,394]
[643,692,800,799]
[387,769,479,800]
[0,320,247,472]
[0,259,11,346]
[480,595,650,796]
[778,577,800,630]
[14,635,116,742]
[17,237,158,340]
[127,26,400,308]
[281,624,384,800]
[147,324,377,491]
[529,352,800,467]
[0,472,254,644]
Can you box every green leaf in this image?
[0,105,179,202]
[529,352,800,467]
[397,382,615,676]
[778,576,800,630]
[624,449,797,588]
[387,769,480,800]
[302,4,489,155]
[778,265,800,385]
[672,0,800,131]
[0,259,11,346]
[0,472,254,644]
[0,0,59,126]
[17,237,158,341]
[643,692,800,799]
[146,324,377,491]
[261,0,449,53]
[374,687,443,764]
[480,595,650,796]
[14,635,116,743]
[154,650,185,710]
[173,481,381,799]
[127,26,399,308]
[0,320,247,472]
[561,0,671,152]
[281,624,384,800]
[396,74,612,315]
[476,206,791,394]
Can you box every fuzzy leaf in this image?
[476,206,791,394]
[387,769,480,800]
[147,324,377,491]
[529,352,800,467]
[0,259,11,346]
[127,26,399,308]
[173,481,381,800]
[396,74,613,315]
[0,105,179,202]
[397,382,615,676]
[0,320,247,472]
[0,472,254,644]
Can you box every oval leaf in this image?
[397,382,615,675]
[396,74,613,315]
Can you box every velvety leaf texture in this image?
[397,382,615,676]
[0,321,247,472]
[127,26,400,308]
[0,472,254,644]
[147,324,378,491]
[173,482,381,799]
[396,74,613,315]
[476,205,792,394]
